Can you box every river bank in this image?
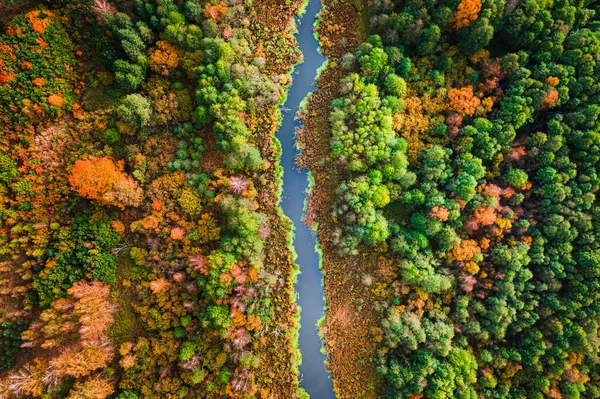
[296,0,389,397]
[245,0,310,396]
[273,0,337,397]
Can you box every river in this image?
[276,0,334,397]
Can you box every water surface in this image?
[276,0,334,397]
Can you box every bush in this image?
[0,10,76,125]
[219,196,266,266]
[33,214,120,306]
[117,391,139,399]
[179,341,196,362]
[384,73,406,97]
[91,252,118,284]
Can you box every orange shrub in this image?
[141,215,160,230]
[50,345,114,378]
[429,206,449,221]
[0,70,15,85]
[36,37,48,47]
[70,157,122,200]
[48,92,64,107]
[474,206,497,226]
[546,76,560,87]
[542,89,559,109]
[170,227,185,240]
[25,10,54,34]
[149,278,171,294]
[111,220,125,234]
[464,260,480,274]
[66,376,114,399]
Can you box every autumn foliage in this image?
[90,0,117,18]
[450,239,481,262]
[204,1,228,20]
[3,281,116,398]
[25,10,54,35]
[429,205,449,221]
[446,86,481,116]
[48,92,64,107]
[546,76,560,87]
[1,1,302,398]
[0,7,75,126]
[66,376,115,399]
[69,156,143,209]
[149,41,179,76]
[451,0,482,29]
[541,89,559,109]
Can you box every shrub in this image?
[69,156,143,209]
[91,252,118,284]
[0,319,27,371]
[384,73,406,97]
[179,342,196,362]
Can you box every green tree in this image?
[505,168,528,187]
[0,153,20,185]
[117,94,153,128]
[114,60,146,91]
[384,73,407,97]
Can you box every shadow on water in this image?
[276,0,334,398]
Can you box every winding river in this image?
[276,0,334,397]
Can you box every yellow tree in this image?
[149,41,179,76]
[66,375,114,399]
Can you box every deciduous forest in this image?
[300,0,600,398]
[2,0,600,398]
[0,0,306,397]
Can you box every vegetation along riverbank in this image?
[300,0,600,398]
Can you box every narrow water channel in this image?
[276,0,334,397]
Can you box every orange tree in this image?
[69,156,143,209]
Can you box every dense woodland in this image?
[3,0,600,398]
[0,0,306,398]
[323,0,600,397]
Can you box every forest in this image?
[0,0,307,398]
[2,0,600,398]
[299,0,600,397]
